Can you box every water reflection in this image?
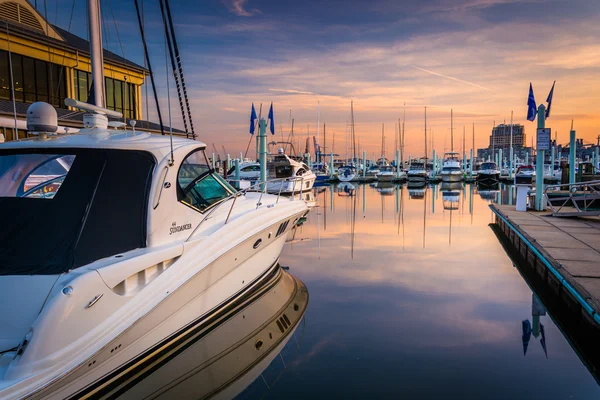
[116,268,308,399]
[266,182,600,399]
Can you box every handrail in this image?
[544,179,600,216]
[186,175,307,241]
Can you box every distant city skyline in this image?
[38,0,600,157]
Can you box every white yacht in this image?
[228,151,316,194]
[0,102,309,399]
[476,161,500,183]
[267,150,316,194]
[407,160,427,183]
[376,165,395,182]
[366,165,381,176]
[441,152,463,183]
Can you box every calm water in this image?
[239,182,600,399]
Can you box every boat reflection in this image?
[407,182,427,199]
[336,182,356,196]
[477,182,500,202]
[372,182,395,196]
[117,267,309,399]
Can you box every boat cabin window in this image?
[296,167,308,176]
[178,149,236,213]
[0,149,155,275]
[481,162,497,169]
[274,165,293,178]
[443,166,461,172]
[0,154,75,199]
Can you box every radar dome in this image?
[27,102,58,133]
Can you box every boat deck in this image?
[490,204,600,326]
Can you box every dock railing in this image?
[544,180,600,217]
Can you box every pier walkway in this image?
[491,204,600,326]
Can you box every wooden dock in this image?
[490,204,600,326]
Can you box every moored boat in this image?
[477,161,500,183]
[441,152,463,183]
[0,101,310,399]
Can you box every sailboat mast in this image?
[88,0,105,107]
[381,123,385,159]
[323,123,326,160]
[345,121,348,163]
[351,101,356,162]
[450,109,454,153]
[472,123,475,159]
[424,107,427,161]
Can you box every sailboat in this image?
[338,102,358,182]
[376,124,395,182]
[0,2,309,398]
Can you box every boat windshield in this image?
[443,167,461,172]
[0,148,155,275]
[481,162,497,170]
[178,150,236,212]
[410,163,424,169]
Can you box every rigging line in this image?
[133,0,165,135]
[106,0,125,59]
[53,0,58,26]
[163,0,195,138]
[54,0,75,101]
[100,6,114,81]
[158,0,188,134]
[5,22,18,139]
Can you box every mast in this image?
[88,0,105,107]
[424,107,428,161]
[317,101,320,162]
[450,109,454,153]
[351,101,356,162]
[472,122,475,160]
[323,123,326,162]
[402,103,406,167]
[345,121,348,163]
[381,123,385,160]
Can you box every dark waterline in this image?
[240,182,600,399]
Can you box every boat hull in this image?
[2,209,308,400]
[441,173,462,183]
[476,172,500,183]
[407,173,427,183]
[376,174,395,182]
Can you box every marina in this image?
[1,0,600,398]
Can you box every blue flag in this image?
[268,103,275,135]
[527,83,537,122]
[545,81,555,119]
[249,103,257,135]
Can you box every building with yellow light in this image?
[0,0,180,140]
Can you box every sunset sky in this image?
[50,0,600,158]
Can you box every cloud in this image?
[269,88,318,95]
[222,0,260,17]
[411,65,501,94]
